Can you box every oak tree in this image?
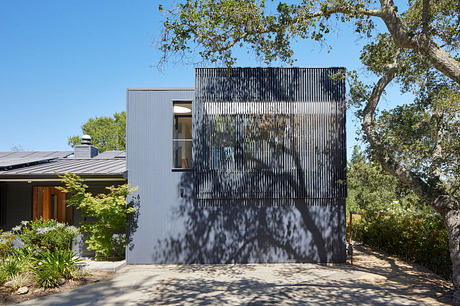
[158,0,460,299]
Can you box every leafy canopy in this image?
[58,173,136,260]
[68,111,126,153]
[347,146,421,215]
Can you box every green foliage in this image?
[0,255,25,283]
[35,250,83,288]
[159,0,459,290]
[68,111,126,152]
[13,219,79,253]
[347,146,420,215]
[352,210,451,280]
[35,264,63,288]
[0,220,85,288]
[0,249,35,285]
[58,173,137,260]
[376,84,460,195]
[0,231,16,259]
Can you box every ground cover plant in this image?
[0,219,84,290]
[59,173,137,261]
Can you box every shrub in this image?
[35,263,62,288]
[0,231,16,259]
[13,219,79,253]
[352,210,451,279]
[0,219,86,289]
[0,253,32,284]
[59,173,136,260]
[35,250,83,288]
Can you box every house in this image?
[126,67,347,264]
[0,136,126,230]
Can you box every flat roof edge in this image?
[127,88,194,91]
[194,67,347,69]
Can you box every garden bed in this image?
[0,270,113,305]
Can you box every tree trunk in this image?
[432,195,460,304]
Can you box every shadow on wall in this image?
[153,68,346,264]
[127,194,141,252]
[152,145,345,263]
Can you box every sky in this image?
[0,1,413,159]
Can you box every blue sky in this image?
[0,1,412,158]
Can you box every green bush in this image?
[59,173,136,261]
[0,256,23,283]
[0,251,34,284]
[352,211,451,279]
[35,263,63,288]
[0,220,85,288]
[13,219,79,253]
[35,250,83,287]
[0,231,16,259]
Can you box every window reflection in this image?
[173,102,192,169]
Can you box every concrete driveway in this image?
[19,247,452,305]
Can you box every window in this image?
[173,101,192,169]
[33,187,72,224]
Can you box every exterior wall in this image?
[1,183,32,230]
[0,181,121,230]
[126,72,346,264]
[126,89,195,264]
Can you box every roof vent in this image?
[74,135,98,159]
[81,135,92,145]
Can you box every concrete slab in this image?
[80,259,126,272]
[18,247,452,305]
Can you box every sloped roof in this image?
[0,151,73,169]
[93,151,126,159]
[0,151,126,178]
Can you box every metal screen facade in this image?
[194,67,346,203]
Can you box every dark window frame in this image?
[172,100,193,171]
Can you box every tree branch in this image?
[422,0,430,34]
[361,61,434,202]
[376,0,460,83]
[431,111,445,180]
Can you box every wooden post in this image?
[348,212,352,243]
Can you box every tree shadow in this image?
[126,194,141,252]
[140,275,426,305]
[153,68,347,264]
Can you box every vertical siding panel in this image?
[195,67,346,204]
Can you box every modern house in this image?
[0,137,126,230]
[126,67,347,264]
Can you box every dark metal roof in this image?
[93,151,126,159]
[0,158,126,177]
[0,151,73,169]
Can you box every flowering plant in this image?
[15,219,79,253]
[0,231,15,258]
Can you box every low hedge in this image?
[351,211,451,280]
